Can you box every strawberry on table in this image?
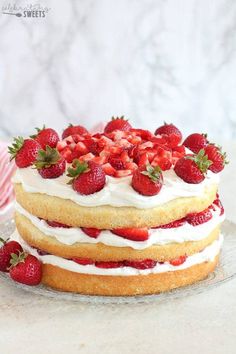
[104,116,132,134]
[174,149,212,184]
[112,227,149,241]
[204,144,227,173]
[131,164,163,196]
[31,126,59,149]
[62,124,88,139]
[9,252,42,286]
[183,133,208,153]
[0,238,23,272]
[8,137,41,168]
[34,146,66,179]
[67,160,106,195]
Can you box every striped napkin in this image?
[0,142,16,222]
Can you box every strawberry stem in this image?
[141,164,162,182]
[67,159,89,184]
[186,149,212,173]
[34,146,61,169]
[8,136,25,160]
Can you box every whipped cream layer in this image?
[11,231,223,276]
[15,202,225,249]
[13,167,219,209]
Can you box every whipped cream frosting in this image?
[10,231,223,276]
[13,167,219,209]
[15,202,225,249]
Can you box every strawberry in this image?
[130,129,153,141]
[9,252,42,285]
[72,258,94,265]
[157,218,185,229]
[124,259,157,269]
[95,261,123,268]
[112,228,149,241]
[186,208,212,226]
[183,133,208,153]
[115,169,132,177]
[170,255,187,266]
[81,227,101,238]
[0,239,23,272]
[174,149,212,184]
[155,123,182,143]
[131,164,163,196]
[102,163,116,176]
[67,160,106,195]
[46,220,71,228]
[109,157,125,170]
[204,144,227,173]
[104,116,132,133]
[34,146,66,179]
[31,126,59,149]
[8,137,41,168]
[213,198,224,215]
[62,124,88,139]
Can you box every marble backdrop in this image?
[0,0,236,141]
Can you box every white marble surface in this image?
[0,0,236,140]
[0,143,235,354]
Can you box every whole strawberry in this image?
[183,133,208,153]
[9,252,42,286]
[204,144,227,173]
[32,126,59,149]
[62,124,88,139]
[8,137,41,168]
[104,116,132,133]
[67,160,106,195]
[174,149,212,184]
[131,164,163,196]
[155,122,182,143]
[0,238,23,272]
[34,146,66,179]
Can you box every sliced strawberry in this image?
[95,261,123,269]
[102,163,116,176]
[170,255,187,266]
[115,169,132,178]
[81,227,101,238]
[124,259,157,269]
[79,152,95,162]
[112,228,149,241]
[92,155,108,165]
[213,198,224,215]
[46,220,71,228]
[74,142,88,155]
[109,157,125,170]
[186,208,212,226]
[157,218,185,229]
[72,258,94,265]
[138,152,149,168]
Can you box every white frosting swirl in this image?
[15,202,225,249]
[10,231,223,276]
[13,167,219,209]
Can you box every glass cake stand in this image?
[0,219,236,304]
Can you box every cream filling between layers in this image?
[13,167,219,209]
[10,231,223,276]
[15,202,225,249]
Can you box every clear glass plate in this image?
[0,219,236,304]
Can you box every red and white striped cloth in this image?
[0,142,16,222]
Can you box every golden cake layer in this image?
[41,256,219,296]
[14,183,218,228]
[15,212,220,262]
